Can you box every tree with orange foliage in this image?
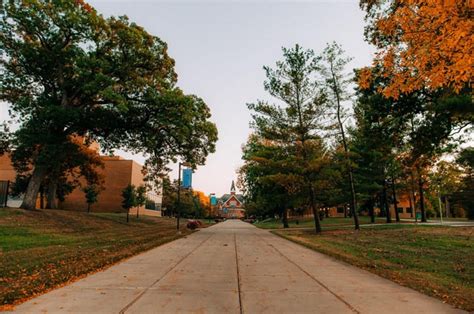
[359,0,473,99]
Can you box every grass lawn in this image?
[274,225,474,311]
[254,216,385,229]
[0,208,205,308]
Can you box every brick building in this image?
[289,193,417,220]
[218,181,245,219]
[0,153,162,215]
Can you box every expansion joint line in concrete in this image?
[234,233,243,314]
[118,233,214,314]
[258,232,360,314]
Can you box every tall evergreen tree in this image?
[321,42,359,229]
[247,45,328,233]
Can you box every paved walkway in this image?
[12,220,463,313]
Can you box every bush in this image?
[467,207,474,220]
[426,209,435,218]
[145,199,156,210]
[319,210,325,220]
[186,220,200,230]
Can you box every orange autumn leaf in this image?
[359,0,473,98]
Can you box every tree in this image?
[453,147,474,219]
[135,185,147,218]
[247,45,329,233]
[239,134,304,228]
[161,176,176,217]
[83,184,100,213]
[359,0,473,98]
[161,176,196,218]
[0,1,217,210]
[352,70,402,224]
[429,160,462,218]
[354,64,470,223]
[321,42,359,230]
[0,124,10,155]
[122,184,136,223]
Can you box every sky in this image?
[0,0,375,196]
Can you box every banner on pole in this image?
[182,168,192,189]
[210,194,217,206]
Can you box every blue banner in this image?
[182,168,192,189]
[210,195,217,206]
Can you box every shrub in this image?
[186,220,200,230]
[426,209,435,218]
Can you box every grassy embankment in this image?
[0,208,206,308]
[274,224,474,311]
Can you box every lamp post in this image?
[177,162,192,233]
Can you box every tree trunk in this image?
[309,185,322,233]
[87,203,91,213]
[136,206,140,218]
[408,187,414,218]
[325,208,329,218]
[391,177,400,222]
[369,199,375,223]
[383,180,392,223]
[445,198,451,218]
[46,180,58,209]
[39,186,45,209]
[330,60,359,230]
[410,172,417,220]
[282,207,289,228]
[20,165,48,210]
[347,170,359,229]
[418,174,427,222]
[127,210,129,223]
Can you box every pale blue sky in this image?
[1,1,375,196]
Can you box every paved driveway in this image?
[12,220,463,313]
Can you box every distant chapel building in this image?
[218,181,245,219]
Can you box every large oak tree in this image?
[0,0,217,210]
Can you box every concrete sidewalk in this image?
[11,220,463,313]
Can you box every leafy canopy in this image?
[0,0,217,188]
[359,0,473,98]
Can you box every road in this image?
[12,220,463,313]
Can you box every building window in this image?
[397,207,404,213]
[406,207,413,213]
[337,207,344,213]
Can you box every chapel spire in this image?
[230,180,236,194]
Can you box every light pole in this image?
[177,162,191,233]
